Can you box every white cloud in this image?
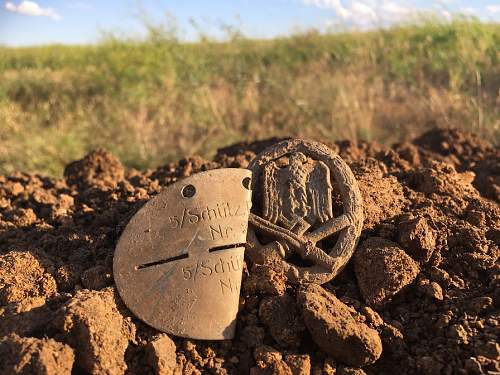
[307,0,500,29]
[305,0,419,26]
[337,6,350,19]
[459,7,477,15]
[4,1,61,20]
[382,1,408,15]
[304,0,341,8]
[352,1,377,20]
[486,4,500,13]
[304,0,352,19]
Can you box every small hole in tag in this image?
[182,184,196,198]
[242,177,251,190]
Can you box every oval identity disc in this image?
[114,169,252,340]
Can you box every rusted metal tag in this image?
[114,169,252,340]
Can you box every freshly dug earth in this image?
[0,128,498,374]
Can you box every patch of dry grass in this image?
[0,19,498,175]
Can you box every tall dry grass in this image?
[0,18,498,176]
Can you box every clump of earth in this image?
[0,128,498,374]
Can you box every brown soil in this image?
[0,128,498,374]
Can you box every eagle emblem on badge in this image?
[261,151,333,234]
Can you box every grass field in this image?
[0,18,499,176]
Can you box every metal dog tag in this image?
[114,169,252,340]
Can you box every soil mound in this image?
[0,128,498,374]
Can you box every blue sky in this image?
[1,0,499,46]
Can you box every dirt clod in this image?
[397,215,436,263]
[0,251,57,306]
[145,334,180,375]
[0,297,53,337]
[258,294,305,347]
[64,148,124,190]
[355,160,407,229]
[297,283,382,367]
[354,237,420,307]
[251,345,293,375]
[417,279,443,301]
[0,334,74,375]
[52,288,135,374]
[243,263,287,296]
[283,354,311,375]
[81,265,112,290]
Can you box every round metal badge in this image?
[247,139,364,285]
[114,169,252,340]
